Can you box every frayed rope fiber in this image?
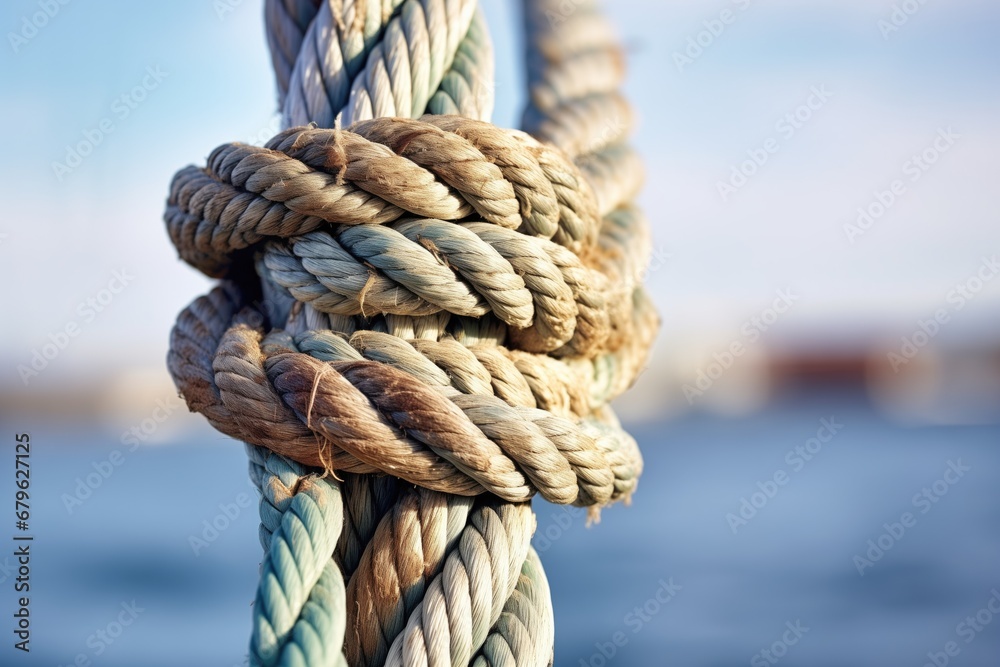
[164,0,657,664]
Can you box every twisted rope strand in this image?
[249,448,348,666]
[383,501,535,667]
[472,548,554,667]
[339,0,478,125]
[345,487,473,667]
[281,0,407,127]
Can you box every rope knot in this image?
[166,1,656,665]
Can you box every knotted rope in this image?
[165,1,657,664]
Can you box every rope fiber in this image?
[164,0,657,664]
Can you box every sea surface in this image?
[1,390,998,666]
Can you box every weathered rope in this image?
[165,117,600,278]
[344,486,473,666]
[164,1,656,665]
[171,285,642,505]
[472,548,554,667]
[278,0,485,128]
[382,501,536,666]
[246,445,349,665]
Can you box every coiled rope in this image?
[165,0,657,664]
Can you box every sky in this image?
[1,0,999,391]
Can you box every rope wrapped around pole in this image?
[164,0,657,664]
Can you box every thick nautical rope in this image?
[164,0,655,665]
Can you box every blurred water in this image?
[1,391,998,666]
[546,392,1000,667]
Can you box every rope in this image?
[345,487,473,666]
[164,0,656,664]
[381,501,536,666]
[473,548,554,667]
[247,446,349,665]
